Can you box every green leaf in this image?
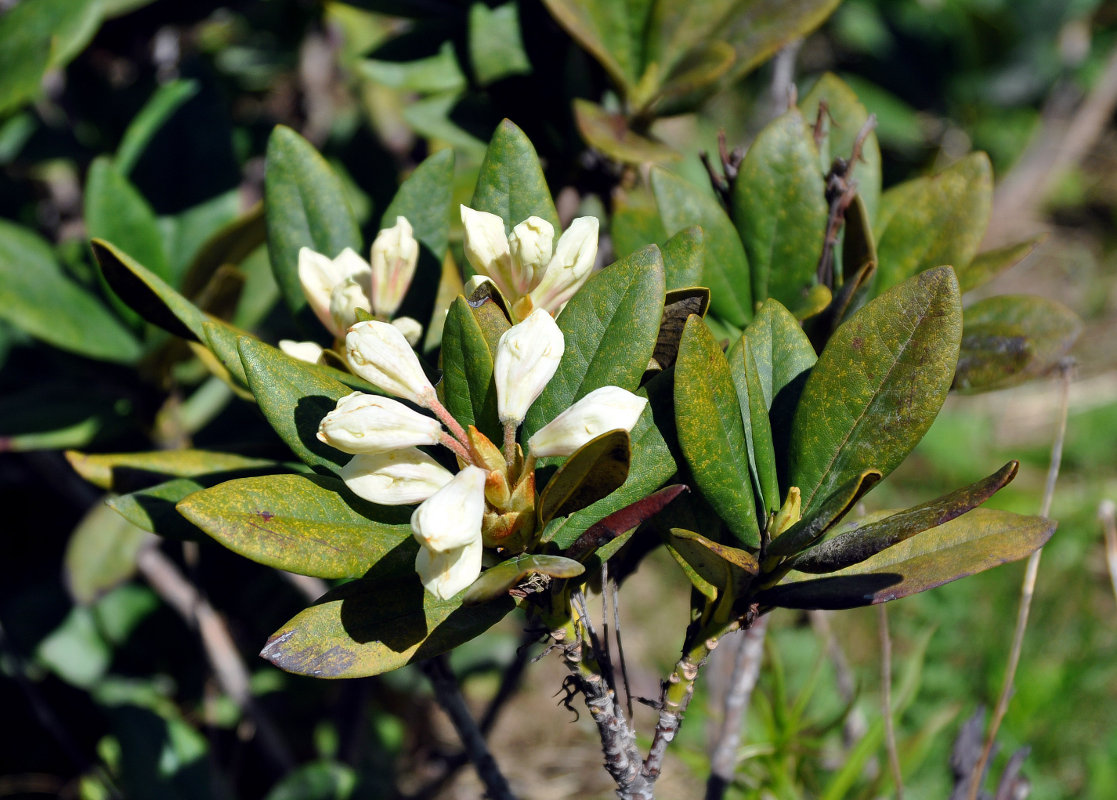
[790,461,1019,573]
[652,166,752,326]
[766,469,881,558]
[800,72,882,222]
[178,473,412,579]
[0,221,141,362]
[359,41,466,92]
[728,343,781,517]
[116,80,200,176]
[758,508,1054,609]
[733,298,817,411]
[538,430,631,524]
[574,99,681,164]
[732,107,828,308]
[953,295,1081,393]
[439,297,500,441]
[611,183,668,261]
[666,527,758,599]
[261,571,514,678]
[470,120,561,234]
[85,157,172,284]
[264,762,357,800]
[65,449,278,492]
[874,152,992,292]
[541,0,649,92]
[523,246,665,440]
[264,125,362,325]
[0,0,103,116]
[649,40,736,114]
[0,378,133,451]
[180,204,267,299]
[382,149,454,262]
[468,2,532,85]
[237,336,361,471]
[65,500,153,605]
[958,236,1043,294]
[675,315,759,546]
[789,266,961,514]
[661,226,707,291]
[463,554,584,605]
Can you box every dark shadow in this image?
[771,367,811,490]
[294,395,350,474]
[757,572,903,610]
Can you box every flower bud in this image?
[460,205,515,299]
[494,308,564,425]
[279,339,325,364]
[415,537,482,600]
[345,320,435,405]
[339,448,453,505]
[508,216,554,294]
[329,274,372,333]
[530,216,599,315]
[527,386,647,458]
[317,392,443,454]
[299,247,371,336]
[370,216,419,318]
[410,465,487,552]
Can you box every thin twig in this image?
[706,615,769,800]
[136,544,295,774]
[879,604,904,800]
[967,361,1073,800]
[420,655,517,800]
[1099,500,1117,608]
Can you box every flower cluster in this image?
[280,217,422,363]
[317,310,647,599]
[460,205,598,322]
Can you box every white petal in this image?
[329,274,372,333]
[493,308,564,425]
[528,386,647,458]
[508,216,554,294]
[370,216,419,317]
[345,320,435,405]
[339,449,453,505]
[279,339,325,364]
[530,216,599,314]
[317,391,443,454]
[390,316,423,347]
[415,538,483,600]
[410,465,487,552]
[298,247,371,336]
[460,205,516,300]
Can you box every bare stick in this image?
[419,655,517,800]
[879,604,904,800]
[706,615,769,800]
[1099,500,1117,607]
[967,361,1073,800]
[136,544,295,773]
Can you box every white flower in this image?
[460,205,600,319]
[411,465,488,599]
[461,206,515,300]
[508,216,554,294]
[527,386,647,457]
[346,320,436,406]
[415,537,483,600]
[328,273,372,333]
[340,448,454,505]
[530,216,599,314]
[493,308,564,425]
[298,247,371,336]
[390,316,423,347]
[370,216,419,318]
[279,339,325,364]
[410,465,487,551]
[317,392,443,454]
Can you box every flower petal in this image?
[415,537,483,600]
[509,216,554,294]
[339,448,453,505]
[299,247,371,336]
[370,216,419,318]
[318,391,443,454]
[279,339,325,364]
[460,205,516,299]
[529,216,599,314]
[345,320,435,405]
[493,308,565,425]
[527,385,647,458]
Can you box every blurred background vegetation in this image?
[1,0,1114,797]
